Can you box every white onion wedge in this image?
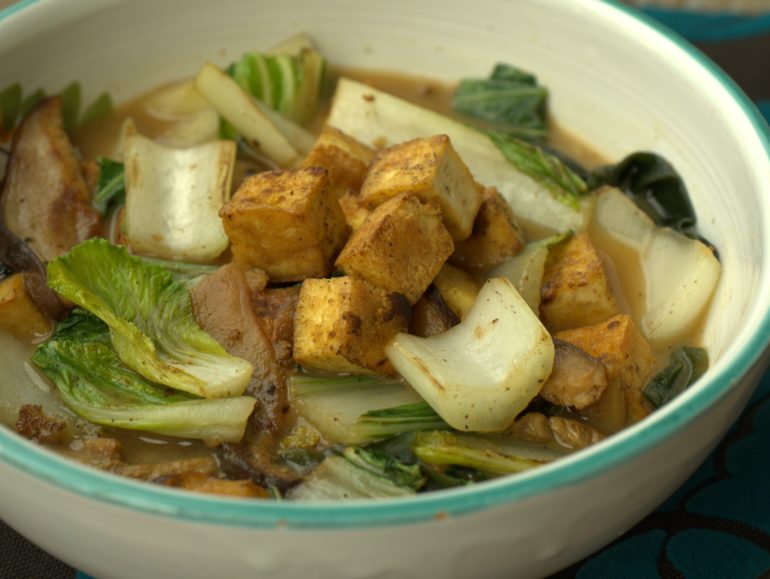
[386,277,554,432]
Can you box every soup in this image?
[0,37,720,499]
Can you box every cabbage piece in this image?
[194,62,312,166]
[121,122,235,263]
[290,374,427,444]
[412,430,568,475]
[486,231,571,313]
[327,78,592,236]
[387,277,555,432]
[592,187,721,345]
[47,239,253,398]
[287,447,420,500]
[32,310,255,443]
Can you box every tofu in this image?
[540,233,620,332]
[293,276,411,375]
[450,187,526,272]
[220,168,348,282]
[432,263,480,320]
[338,189,370,230]
[0,273,52,341]
[556,314,656,431]
[302,125,375,199]
[359,135,483,241]
[335,193,454,304]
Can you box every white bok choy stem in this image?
[194,62,310,166]
[386,277,555,432]
[122,122,235,262]
[592,188,721,346]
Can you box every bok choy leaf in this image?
[287,446,421,500]
[32,310,255,443]
[46,239,254,398]
[643,346,708,408]
[452,63,548,141]
[92,158,125,215]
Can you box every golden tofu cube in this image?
[335,193,454,304]
[540,233,619,332]
[220,168,348,282]
[0,273,52,341]
[450,187,526,272]
[432,263,480,320]
[556,314,656,431]
[293,276,411,375]
[359,135,483,241]
[337,189,370,230]
[302,125,375,199]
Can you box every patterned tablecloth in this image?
[1,4,770,579]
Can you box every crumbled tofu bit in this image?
[335,193,454,304]
[338,188,371,230]
[540,232,620,332]
[293,276,411,376]
[450,187,526,272]
[302,125,375,199]
[539,339,608,410]
[0,273,53,341]
[556,314,656,431]
[432,263,480,320]
[359,134,483,241]
[220,167,349,282]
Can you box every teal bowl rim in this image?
[0,0,769,530]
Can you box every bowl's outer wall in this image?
[1,0,770,577]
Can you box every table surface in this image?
[2,2,770,578]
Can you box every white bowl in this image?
[1,1,769,578]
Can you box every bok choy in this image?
[32,310,255,443]
[46,239,254,398]
[387,277,554,432]
[326,78,592,235]
[121,122,235,262]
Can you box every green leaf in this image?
[46,239,253,398]
[452,63,548,141]
[80,92,113,127]
[588,152,712,248]
[58,81,82,134]
[19,88,46,120]
[32,309,255,442]
[355,401,448,440]
[486,131,588,210]
[92,158,125,214]
[342,446,425,491]
[0,83,22,132]
[643,346,709,408]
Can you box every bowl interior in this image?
[0,0,769,528]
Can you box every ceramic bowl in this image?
[1,1,769,578]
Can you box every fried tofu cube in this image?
[359,135,483,241]
[335,193,454,304]
[556,314,656,431]
[540,233,620,332]
[0,273,52,341]
[293,276,411,375]
[302,125,375,199]
[432,263,480,320]
[220,168,348,282]
[338,189,370,230]
[450,187,526,272]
